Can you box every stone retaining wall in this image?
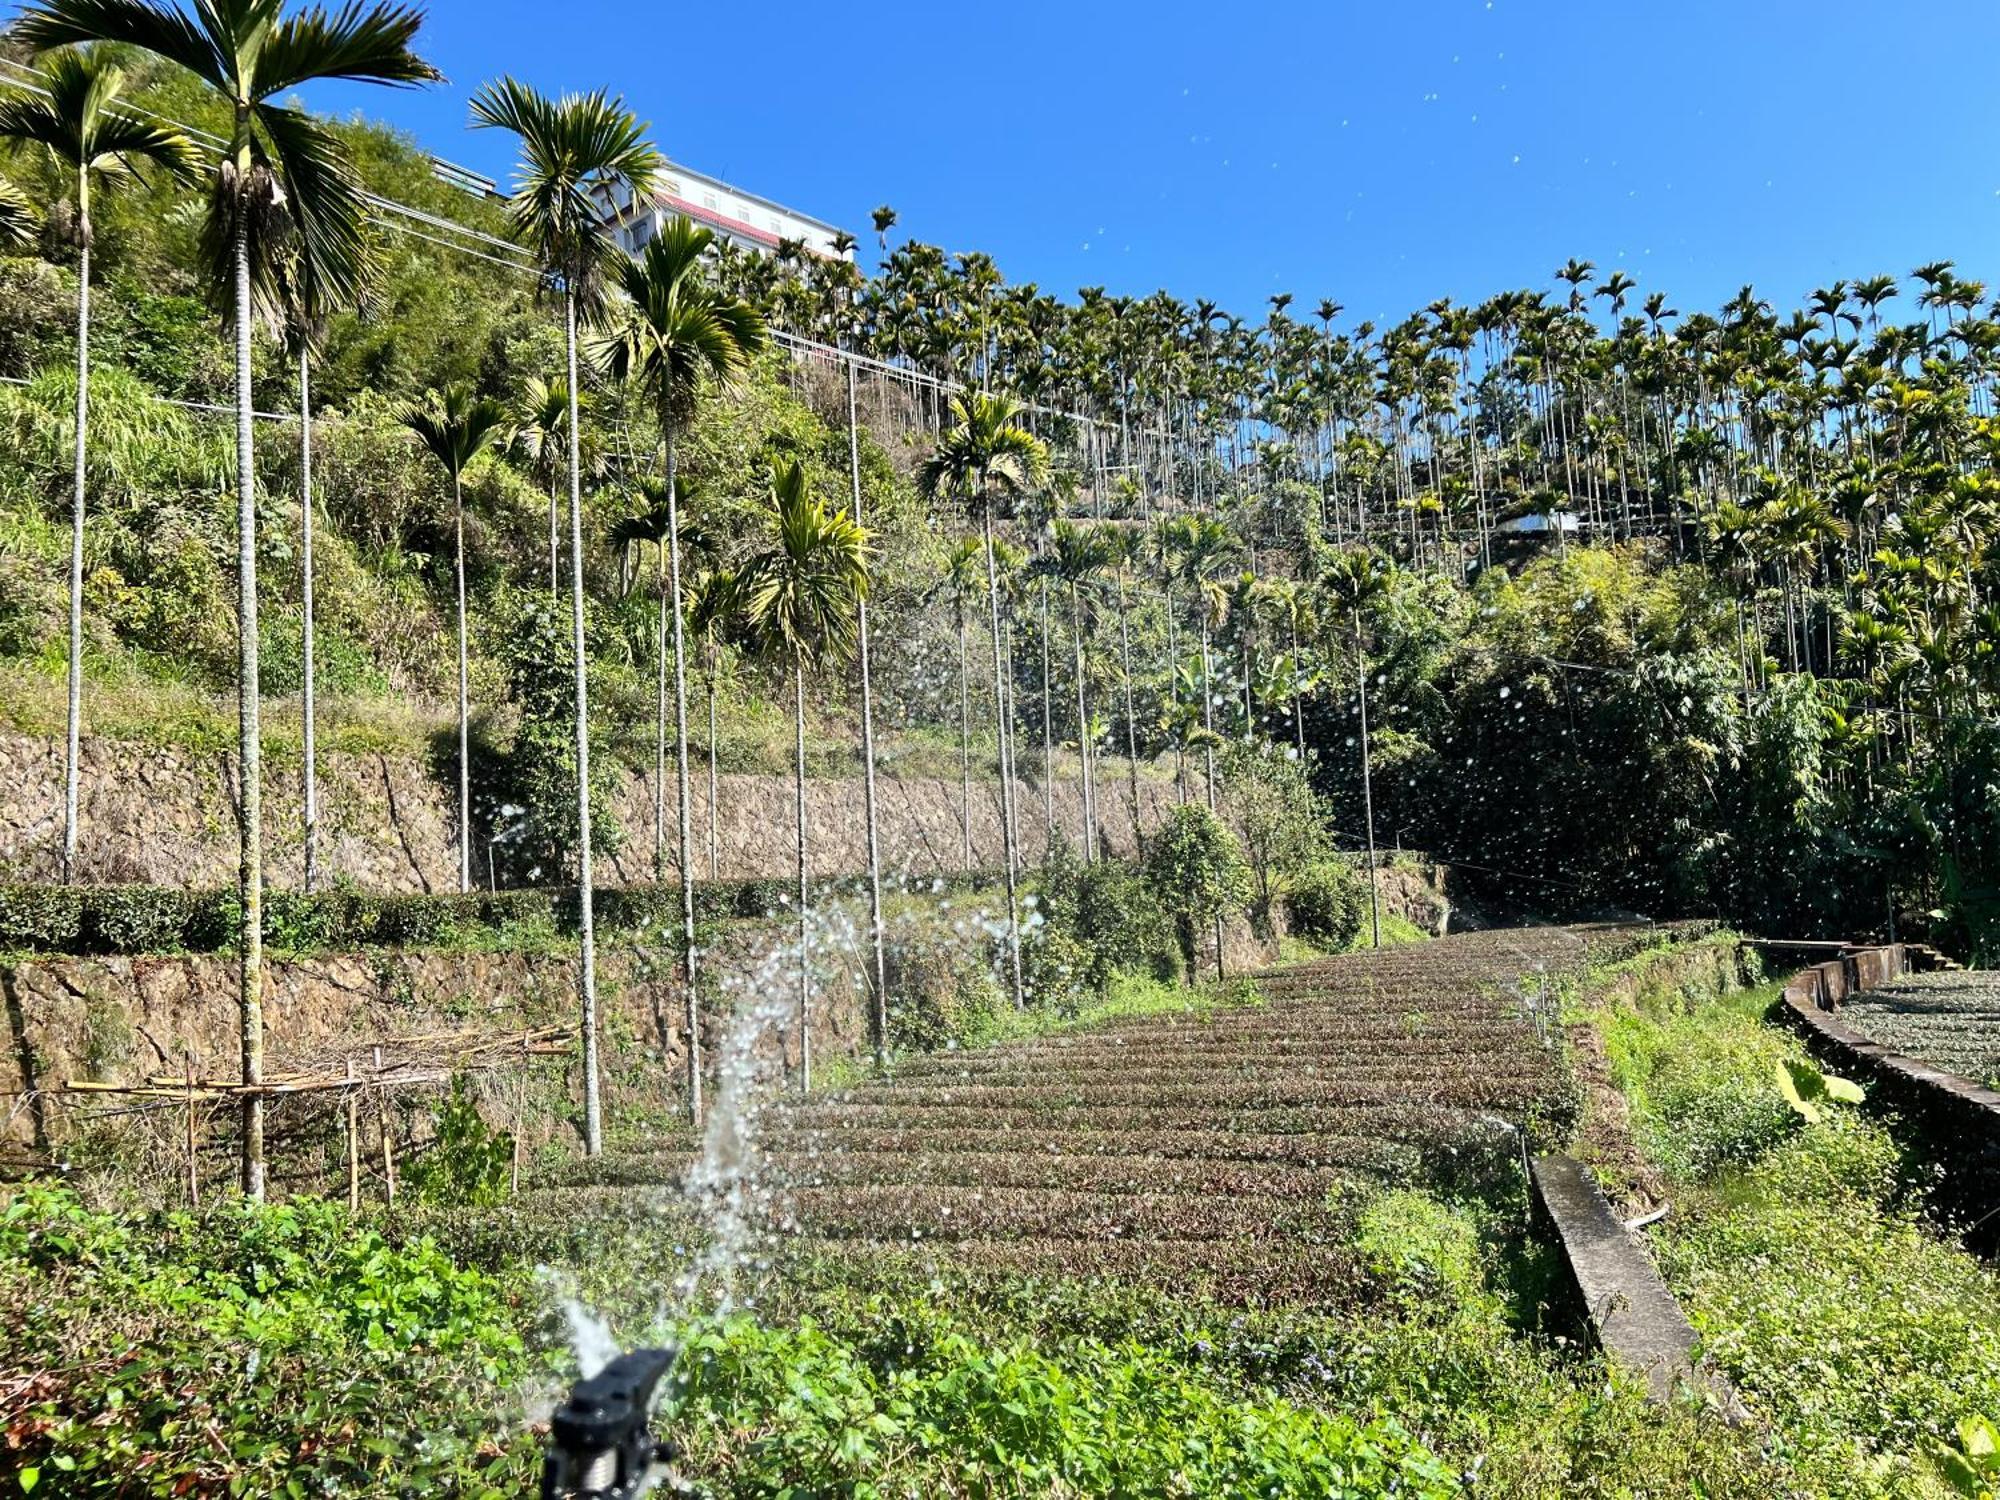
[0,731,1180,892]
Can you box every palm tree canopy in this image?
[920,391,1049,519]
[398,381,506,481]
[0,177,42,246]
[1048,518,1119,589]
[684,565,740,644]
[469,75,659,312]
[601,215,768,425]
[18,0,440,325]
[0,47,200,240]
[741,458,869,669]
[610,476,723,570]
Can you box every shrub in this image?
[1143,804,1251,973]
[1072,859,1181,986]
[1021,919,1092,1013]
[886,936,1001,1052]
[79,884,193,953]
[1286,861,1366,949]
[402,1075,514,1208]
[0,883,83,951]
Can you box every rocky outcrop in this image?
[0,731,1183,892]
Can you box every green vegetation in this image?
[1595,968,2000,1495]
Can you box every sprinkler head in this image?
[541,1346,677,1500]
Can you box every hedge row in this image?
[0,870,1005,957]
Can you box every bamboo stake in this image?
[184,1056,198,1209]
[345,1057,359,1214]
[376,1046,394,1208]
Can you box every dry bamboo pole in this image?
[345,1057,359,1213]
[184,1057,198,1209]
[375,1045,394,1208]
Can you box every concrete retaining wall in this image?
[1774,943,2000,1251]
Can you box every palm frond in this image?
[470,76,658,306]
[0,178,39,246]
[14,0,230,91]
[253,1,439,98]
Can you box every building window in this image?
[703,193,717,210]
[631,217,655,250]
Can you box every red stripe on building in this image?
[656,194,835,257]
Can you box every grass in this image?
[1588,962,2000,1497]
[0,655,1171,793]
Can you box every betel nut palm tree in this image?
[18,0,441,1199]
[399,382,506,893]
[600,214,766,1125]
[740,457,868,1094]
[470,74,658,1156]
[921,391,1049,1009]
[0,47,196,886]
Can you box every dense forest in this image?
[0,38,1992,964]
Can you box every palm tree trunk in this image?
[983,509,1025,1007]
[1118,573,1141,839]
[846,361,887,1065]
[706,657,719,880]
[662,421,701,1124]
[1071,584,1093,862]
[1199,611,1218,812]
[232,204,265,1200]
[793,652,812,1090]
[454,473,471,893]
[1165,586,1187,803]
[1039,580,1055,851]
[656,548,672,880]
[61,231,88,885]
[1355,614,1381,948]
[957,603,972,872]
[300,348,319,895]
[566,292,603,1158]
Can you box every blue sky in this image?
[318,0,2000,325]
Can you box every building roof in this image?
[656,156,843,237]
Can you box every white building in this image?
[596,161,851,261]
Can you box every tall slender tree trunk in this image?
[1165,585,1187,802]
[454,472,471,893]
[232,205,265,1200]
[793,654,812,1090]
[706,658,719,880]
[61,230,88,885]
[566,292,603,1157]
[654,545,667,880]
[957,603,972,871]
[1355,614,1381,949]
[662,421,701,1124]
[1071,585,1093,862]
[300,348,319,894]
[846,362,887,1064]
[1199,611,1218,812]
[1039,581,1055,850]
[548,473,559,602]
[983,509,1025,1007]
[1118,573,1140,840]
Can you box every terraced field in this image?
[563,923,1661,1308]
[1840,970,2000,1088]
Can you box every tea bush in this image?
[1286,859,1367,949]
[664,1302,1460,1498]
[0,1184,537,1497]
